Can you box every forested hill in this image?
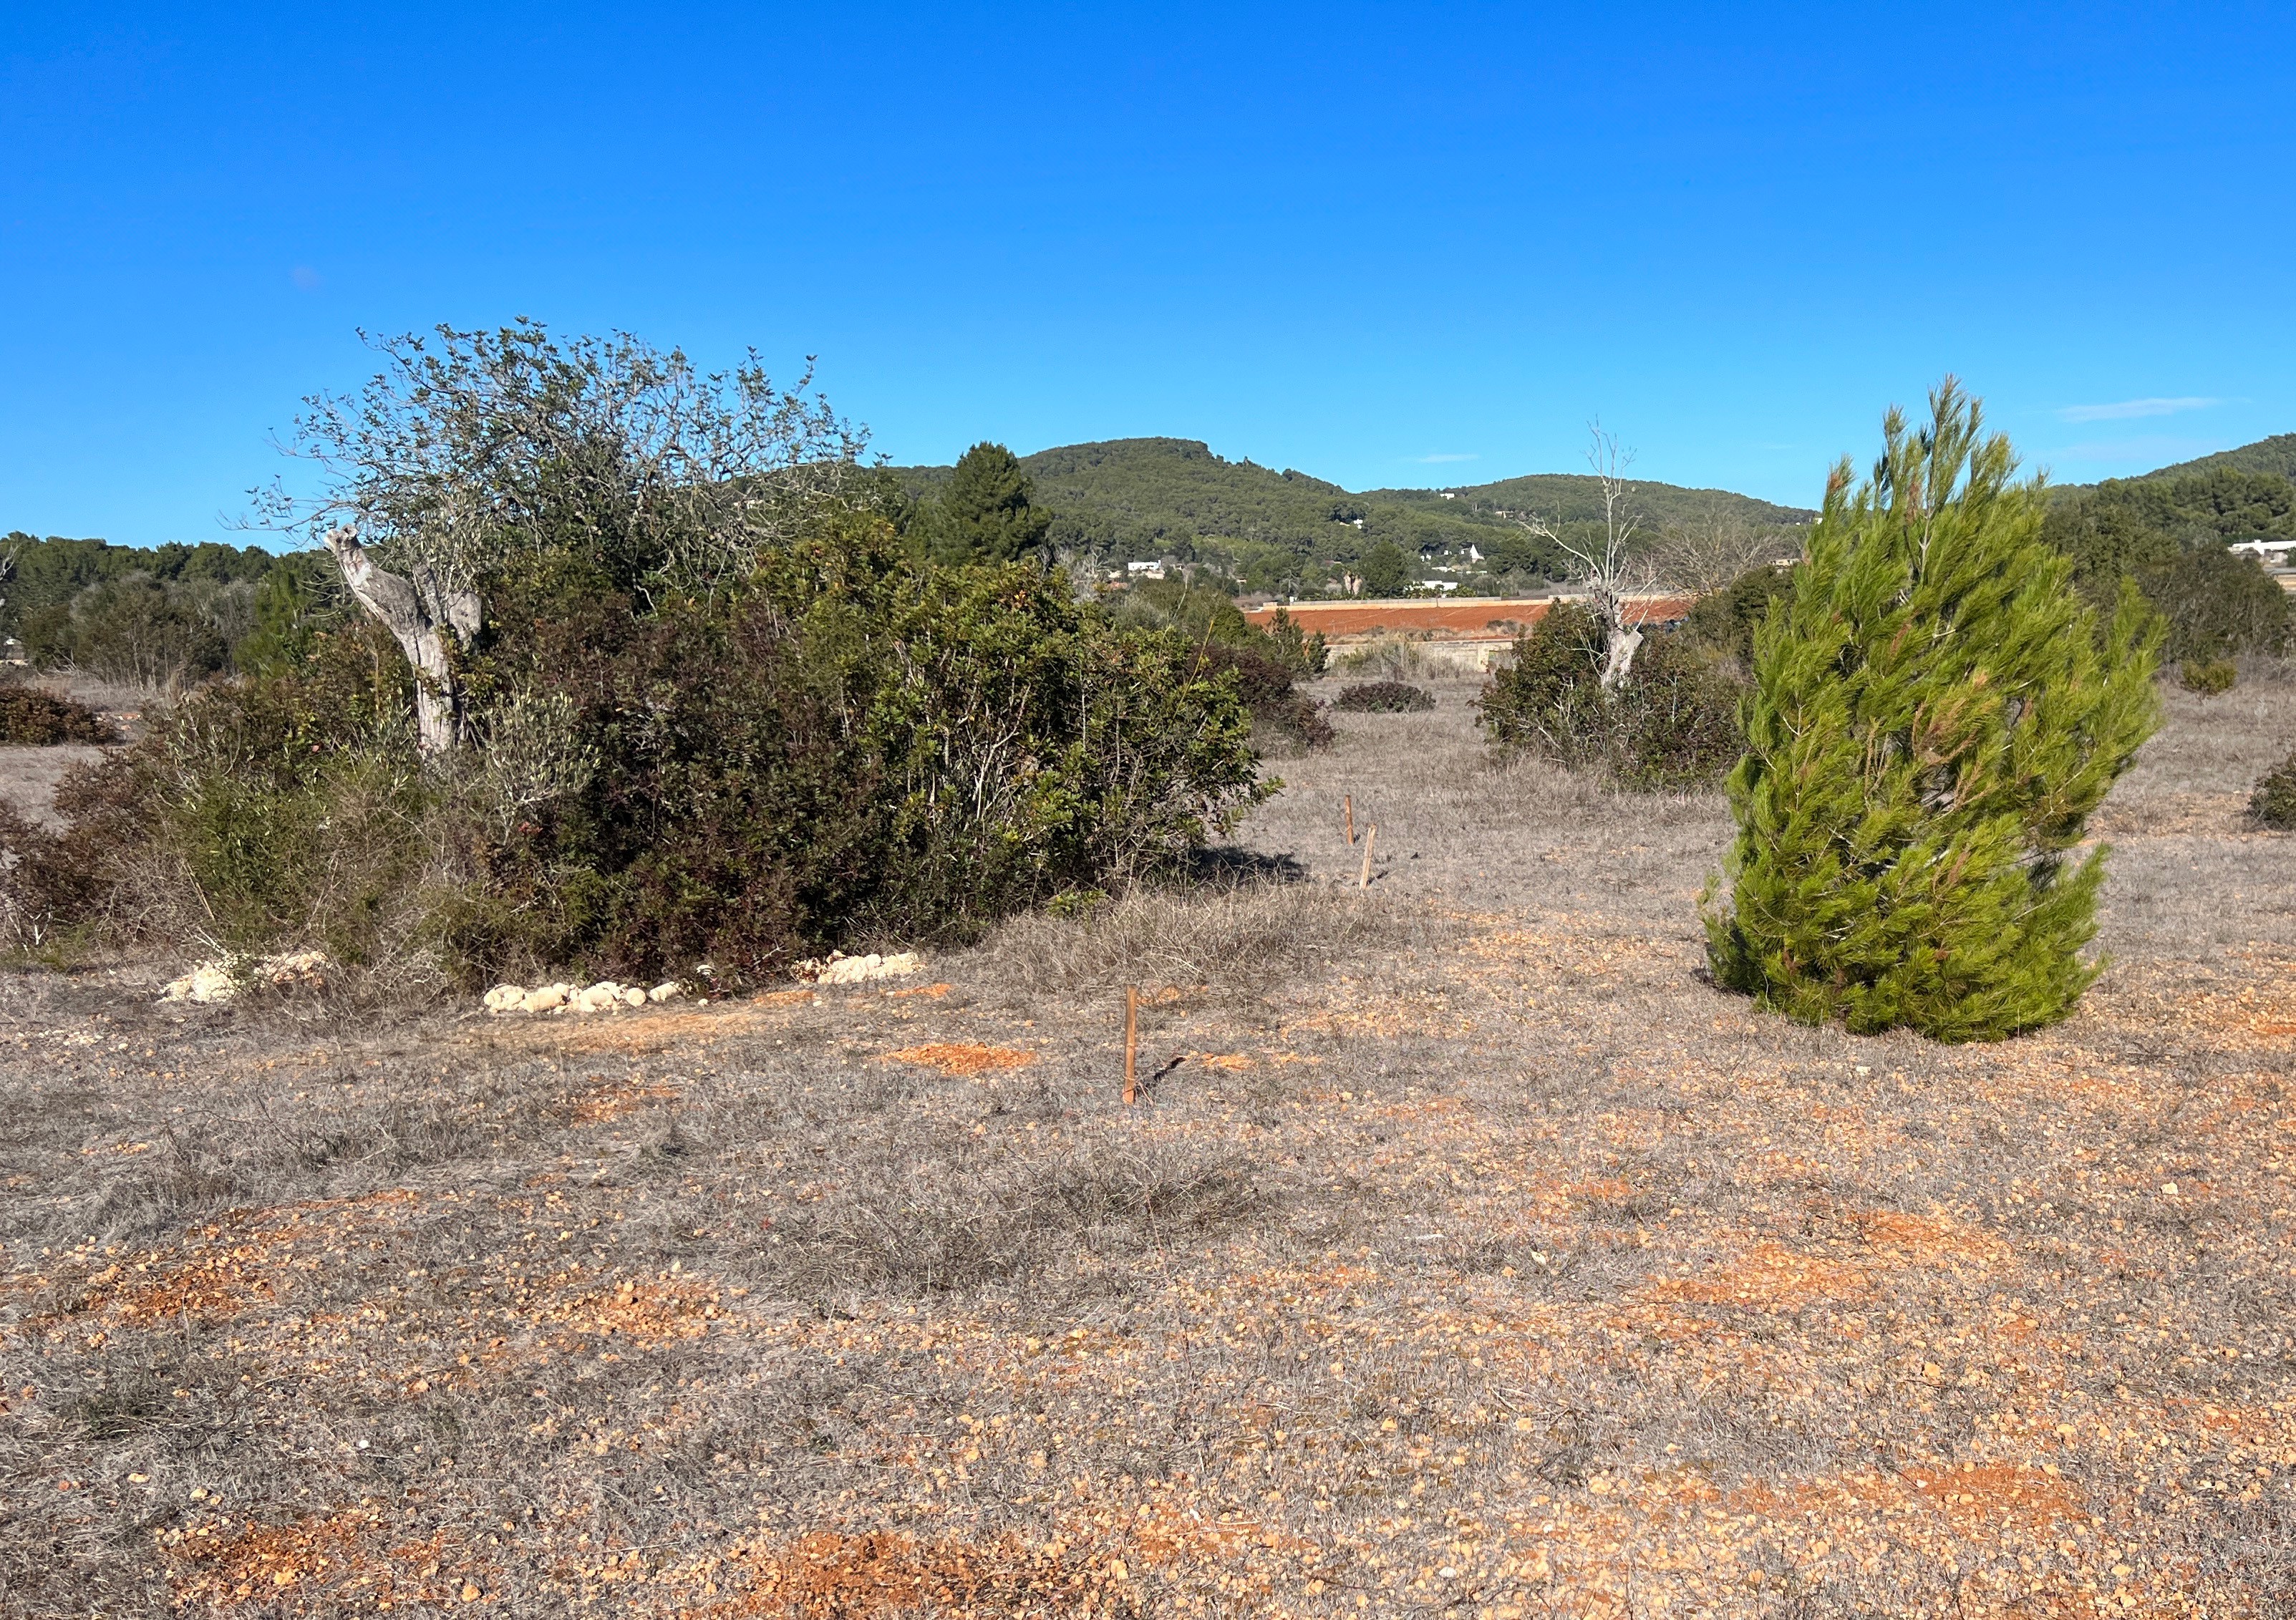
[891,437,1812,584]
[2138,432,2296,485]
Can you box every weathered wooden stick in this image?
[1358,824,1377,889]
[1123,985,1140,1105]
[1344,794,1355,845]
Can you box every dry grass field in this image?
[1,670,2292,1617]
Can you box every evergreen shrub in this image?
[2,527,1271,985]
[1477,601,1743,787]
[0,685,117,745]
[1335,680,1435,713]
[2179,658,2237,696]
[2252,752,2296,831]
[1703,383,2161,1041]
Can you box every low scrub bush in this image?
[1188,641,1333,748]
[2138,547,2291,664]
[1335,680,1435,713]
[1477,601,1743,788]
[2252,752,2296,831]
[2179,657,2237,695]
[0,684,117,745]
[3,528,1271,988]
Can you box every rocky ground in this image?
[1,672,2291,1617]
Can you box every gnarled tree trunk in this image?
[321,523,482,757]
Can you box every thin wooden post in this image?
[1343,794,1355,845]
[1123,985,1140,1105]
[1357,824,1378,889]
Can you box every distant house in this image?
[1125,560,1166,580]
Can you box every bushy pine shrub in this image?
[0,685,117,745]
[1335,680,1435,713]
[1477,601,1743,787]
[2252,751,2296,831]
[1704,383,2161,1042]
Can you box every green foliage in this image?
[1477,601,1743,787]
[1255,604,1329,676]
[1357,540,1412,598]
[1705,382,2162,1042]
[0,533,277,643]
[2136,547,2291,663]
[2179,658,2237,696]
[57,576,232,687]
[888,437,1809,588]
[0,685,117,745]
[2043,467,2295,664]
[2250,750,2296,831]
[1679,563,1795,666]
[1335,681,1435,713]
[927,442,1053,565]
[236,554,340,676]
[2138,431,2296,485]
[9,522,1271,985]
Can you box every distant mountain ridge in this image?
[891,437,1813,580]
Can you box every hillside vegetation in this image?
[892,437,1811,594]
[2139,430,2296,485]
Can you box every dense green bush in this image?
[2,525,1270,986]
[2043,467,2295,664]
[1705,384,2160,1042]
[2252,751,2296,831]
[0,685,117,745]
[1334,680,1435,712]
[1477,601,1743,787]
[2136,547,2291,664]
[1678,563,1795,666]
[2179,657,2237,696]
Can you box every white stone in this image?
[160,964,237,1004]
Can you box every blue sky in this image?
[3,1,2292,544]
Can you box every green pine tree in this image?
[931,442,1053,565]
[1702,380,2161,1042]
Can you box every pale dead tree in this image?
[253,320,871,757]
[1509,424,1653,691]
[1650,500,1798,594]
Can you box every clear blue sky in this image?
[4,2,2292,544]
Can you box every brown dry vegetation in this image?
[1,670,2292,1617]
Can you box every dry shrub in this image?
[1335,680,1435,713]
[1337,634,1431,680]
[2181,656,2238,695]
[0,684,117,746]
[974,878,1400,1003]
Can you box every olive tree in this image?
[257,319,871,755]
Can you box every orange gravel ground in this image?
[2,677,2292,1617]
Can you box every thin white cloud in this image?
[2055,396,2219,424]
[1413,452,1478,464]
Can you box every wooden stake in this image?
[1123,984,1139,1105]
[1357,823,1377,889]
[1343,794,1355,845]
